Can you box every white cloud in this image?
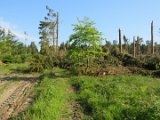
[0,17,38,43]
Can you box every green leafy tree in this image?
[69,17,105,69]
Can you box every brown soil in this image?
[90,65,130,76]
[0,73,38,120]
[71,101,82,120]
[0,61,4,65]
[62,84,83,120]
[101,66,130,75]
[69,87,82,120]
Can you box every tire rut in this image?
[0,81,34,120]
[68,86,82,120]
[71,101,82,120]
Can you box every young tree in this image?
[28,41,38,55]
[69,17,105,69]
[0,27,27,63]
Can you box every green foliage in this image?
[0,54,13,63]
[30,54,45,72]
[0,63,29,75]
[152,70,160,77]
[69,17,106,68]
[30,49,69,72]
[28,42,39,56]
[71,75,160,120]
[144,56,160,70]
[122,54,142,67]
[0,27,38,64]
[17,71,71,120]
[31,8,63,72]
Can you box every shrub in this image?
[122,54,142,67]
[143,56,160,70]
[152,70,160,78]
[29,54,46,72]
[0,54,14,63]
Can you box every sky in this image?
[0,0,160,47]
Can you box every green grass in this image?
[10,66,160,120]
[0,63,29,75]
[14,70,72,120]
[71,75,160,120]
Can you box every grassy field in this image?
[71,75,160,120]
[4,64,160,120]
[14,70,72,120]
[0,63,29,75]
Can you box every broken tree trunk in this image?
[136,36,141,56]
[133,36,136,57]
[119,28,122,53]
[151,20,154,54]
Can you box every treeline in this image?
[1,7,160,73]
[31,13,160,72]
[0,27,38,63]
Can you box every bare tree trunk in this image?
[136,36,140,56]
[56,12,59,50]
[53,27,56,51]
[133,36,136,57]
[119,28,122,53]
[154,42,158,55]
[151,20,154,54]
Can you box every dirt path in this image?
[0,73,38,120]
[0,81,22,105]
[70,100,82,120]
[0,81,7,87]
[67,84,83,120]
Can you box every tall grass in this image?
[0,63,29,75]
[15,71,71,120]
[71,75,160,120]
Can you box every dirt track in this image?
[0,74,38,120]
